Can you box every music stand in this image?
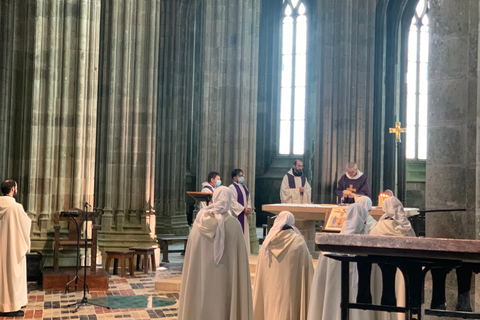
[186,191,213,206]
[66,202,109,311]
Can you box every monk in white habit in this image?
[308,203,374,320]
[229,168,251,254]
[0,180,31,317]
[355,196,377,233]
[178,186,253,320]
[369,196,415,238]
[253,211,313,320]
[280,160,311,204]
[368,196,415,320]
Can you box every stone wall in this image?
[426,0,479,314]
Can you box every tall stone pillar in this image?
[0,0,100,251]
[154,0,192,236]
[197,0,261,253]
[95,0,160,249]
[312,0,377,204]
[427,0,478,310]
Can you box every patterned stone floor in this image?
[1,228,268,320]
[0,263,183,320]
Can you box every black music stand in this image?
[65,202,109,311]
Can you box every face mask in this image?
[215,180,221,187]
[238,177,245,184]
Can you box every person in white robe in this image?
[229,169,251,254]
[200,171,221,209]
[253,211,313,320]
[368,196,416,320]
[280,160,311,204]
[178,186,253,320]
[355,196,377,233]
[0,180,31,317]
[308,202,374,320]
[369,196,415,238]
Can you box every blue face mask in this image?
[215,180,221,187]
[238,177,245,184]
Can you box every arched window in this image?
[279,0,307,155]
[406,0,429,160]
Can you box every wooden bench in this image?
[158,235,188,263]
[105,250,135,278]
[129,246,157,274]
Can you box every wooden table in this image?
[315,233,480,320]
[262,203,418,252]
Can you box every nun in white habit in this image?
[369,196,416,237]
[367,196,415,320]
[253,211,314,320]
[178,186,253,320]
[355,196,378,233]
[307,203,374,320]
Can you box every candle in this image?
[378,193,389,207]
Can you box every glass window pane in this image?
[284,5,292,16]
[420,26,429,63]
[296,16,307,54]
[282,17,293,55]
[406,65,417,91]
[282,54,292,87]
[406,125,416,159]
[408,26,418,62]
[419,62,428,94]
[281,88,292,120]
[406,93,416,126]
[416,0,426,16]
[419,94,428,126]
[298,3,306,15]
[279,121,291,155]
[295,54,306,87]
[422,14,429,26]
[293,120,304,155]
[418,126,427,160]
[294,87,305,120]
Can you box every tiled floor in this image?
[1,262,183,320]
[1,228,268,320]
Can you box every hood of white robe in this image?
[370,196,415,237]
[0,196,16,219]
[195,186,232,264]
[341,203,369,235]
[346,170,363,180]
[263,211,301,258]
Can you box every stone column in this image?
[154,0,192,236]
[95,0,160,249]
[197,0,261,253]
[427,0,478,310]
[312,0,377,204]
[0,0,100,251]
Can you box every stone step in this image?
[155,275,182,292]
[154,254,317,293]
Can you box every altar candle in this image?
[378,193,389,207]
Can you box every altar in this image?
[262,203,419,252]
[314,233,480,319]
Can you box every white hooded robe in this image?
[178,186,253,320]
[253,211,313,320]
[0,196,31,313]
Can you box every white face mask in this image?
[238,177,245,184]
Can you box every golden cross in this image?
[346,185,356,193]
[389,122,406,142]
